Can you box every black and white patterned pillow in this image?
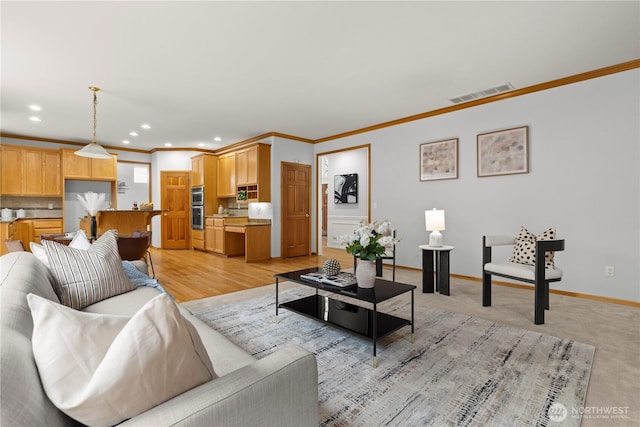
[43,230,135,309]
[509,226,557,269]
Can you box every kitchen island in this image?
[80,209,164,237]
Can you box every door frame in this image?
[315,144,371,255]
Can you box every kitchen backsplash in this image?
[0,196,63,218]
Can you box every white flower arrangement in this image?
[337,220,399,260]
[77,191,106,216]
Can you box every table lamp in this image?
[425,208,445,247]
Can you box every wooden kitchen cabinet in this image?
[0,145,61,196]
[217,153,236,197]
[192,229,205,250]
[205,217,215,252]
[191,154,218,212]
[23,148,62,196]
[235,148,251,186]
[212,218,225,253]
[15,218,63,250]
[236,144,270,203]
[62,149,117,180]
[0,221,17,255]
[191,156,205,187]
[1,145,22,195]
[42,150,62,195]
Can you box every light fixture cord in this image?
[92,90,98,144]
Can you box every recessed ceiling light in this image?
[198,143,205,147]
[122,140,130,144]
[129,131,138,137]
[29,105,42,111]
[164,142,172,147]
[29,116,41,122]
[213,136,222,142]
[141,124,151,130]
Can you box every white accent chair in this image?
[482,235,565,325]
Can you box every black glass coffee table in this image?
[275,267,415,368]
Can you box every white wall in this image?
[150,150,200,247]
[116,162,150,210]
[313,69,640,302]
[270,137,315,257]
[64,180,112,232]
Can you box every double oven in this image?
[191,186,204,229]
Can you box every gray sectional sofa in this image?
[0,251,319,426]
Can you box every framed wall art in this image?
[334,173,358,204]
[419,138,458,181]
[477,126,529,177]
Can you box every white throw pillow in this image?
[30,242,50,267]
[43,230,135,309]
[27,293,216,427]
[30,229,91,268]
[68,229,91,250]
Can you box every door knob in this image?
[306,213,309,217]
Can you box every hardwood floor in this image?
[150,244,356,303]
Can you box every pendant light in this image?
[75,86,112,159]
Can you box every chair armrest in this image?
[535,239,565,284]
[483,235,517,247]
[121,345,318,427]
[536,239,565,253]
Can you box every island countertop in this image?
[81,209,165,237]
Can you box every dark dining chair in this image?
[117,234,155,278]
[131,230,155,278]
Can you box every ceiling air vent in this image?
[450,83,514,104]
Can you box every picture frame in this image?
[334,173,358,204]
[477,126,529,177]
[419,138,458,181]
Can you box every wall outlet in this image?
[605,266,615,277]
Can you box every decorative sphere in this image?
[323,258,341,276]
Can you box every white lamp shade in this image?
[75,142,112,159]
[425,209,445,231]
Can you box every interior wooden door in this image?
[281,162,311,258]
[161,171,190,249]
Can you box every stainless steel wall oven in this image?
[191,186,204,229]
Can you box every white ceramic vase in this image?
[355,259,376,288]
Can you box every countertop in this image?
[204,215,271,227]
[1,216,63,223]
[226,221,271,227]
[96,209,164,213]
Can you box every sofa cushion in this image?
[509,226,556,268]
[484,261,563,281]
[42,230,135,309]
[28,292,216,427]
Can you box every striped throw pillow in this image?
[43,230,135,310]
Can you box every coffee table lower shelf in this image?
[279,294,411,367]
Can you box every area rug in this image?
[191,287,594,426]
